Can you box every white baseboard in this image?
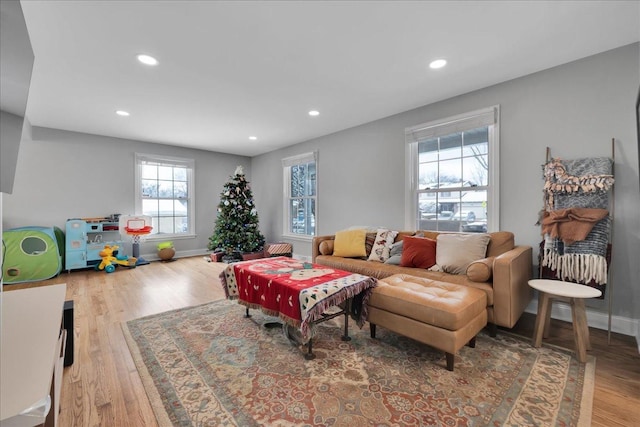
[142,250,312,262]
[140,248,210,262]
[525,299,639,346]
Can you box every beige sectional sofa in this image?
[312,230,533,331]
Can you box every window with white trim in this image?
[283,152,317,238]
[405,106,499,233]
[135,153,194,237]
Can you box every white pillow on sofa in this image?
[367,229,398,262]
[435,233,491,275]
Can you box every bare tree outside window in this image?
[417,127,490,232]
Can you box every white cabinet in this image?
[0,284,67,427]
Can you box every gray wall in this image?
[251,43,640,332]
[2,127,250,257]
[0,110,24,193]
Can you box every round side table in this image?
[528,279,602,363]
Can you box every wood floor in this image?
[4,256,639,426]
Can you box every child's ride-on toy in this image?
[96,244,137,273]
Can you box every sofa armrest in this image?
[312,235,336,262]
[491,245,533,328]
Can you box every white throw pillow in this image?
[435,233,491,275]
[367,229,398,262]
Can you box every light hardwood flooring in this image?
[3,256,639,426]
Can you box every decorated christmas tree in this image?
[208,166,265,260]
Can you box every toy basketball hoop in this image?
[119,215,153,265]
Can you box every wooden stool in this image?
[528,279,601,363]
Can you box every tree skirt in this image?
[123,300,595,427]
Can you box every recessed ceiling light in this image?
[308,110,320,117]
[137,54,158,66]
[429,59,447,69]
[249,136,257,140]
[115,110,130,116]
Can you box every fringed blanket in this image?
[219,257,377,339]
[541,157,613,295]
[539,239,611,298]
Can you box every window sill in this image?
[281,233,314,242]
[143,234,197,241]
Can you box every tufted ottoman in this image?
[367,273,487,371]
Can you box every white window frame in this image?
[135,153,195,240]
[405,105,500,231]
[282,151,318,241]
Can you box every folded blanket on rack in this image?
[541,216,611,286]
[541,208,609,245]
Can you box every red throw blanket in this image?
[220,257,376,339]
[541,208,609,245]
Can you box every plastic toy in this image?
[119,215,153,265]
[96,244,137,273]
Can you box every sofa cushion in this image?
[418,231,441,241]
[395,231,417,242]
[385,255,401,265]
[400,236,437,269]
[319,240,334,255]
[435,233,491,275]
[368,229,398,262]
[384,240,404,265]
[364,232,377,257]
[466,257,495,282]
[384,233,423,265]
[389,240,403,257]
[333,229,367,258]
[486,231,515,257]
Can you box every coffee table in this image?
[528,279,602,363]
[220,257,377,359]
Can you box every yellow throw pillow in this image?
[333,229,367,258]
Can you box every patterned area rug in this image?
[123,299,595,427]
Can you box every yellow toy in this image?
[96,244,137,273]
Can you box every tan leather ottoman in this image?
[367,273,487,371]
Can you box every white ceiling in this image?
[11,1,640,157]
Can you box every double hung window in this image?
[135,153,194,237]
[282,152,317,238]
[405,106,499,233]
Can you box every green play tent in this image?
[2,226,64,284]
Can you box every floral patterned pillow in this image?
[367,229,399,262]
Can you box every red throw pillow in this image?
[400,236,437,268]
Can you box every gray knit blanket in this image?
[543,157,613,210]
